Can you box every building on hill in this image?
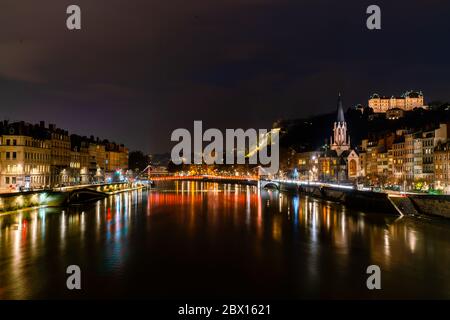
[368,90,424,113]
[386,107,405,120]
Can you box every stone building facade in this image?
[0,121,129,191]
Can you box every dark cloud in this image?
[1,0,450,152]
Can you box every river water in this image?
[0,181,449,299]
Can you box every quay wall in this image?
[409,195,450,219]
[297,184,399,215]
[0,182,144,213]
[0,191,65,212]
[297,183,450,218]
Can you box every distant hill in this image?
[274,104,450,152]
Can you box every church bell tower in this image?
[330,93,350,156]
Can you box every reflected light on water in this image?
[0,181,449,299]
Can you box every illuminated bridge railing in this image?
[271,179,355,190]
[150,175,358,192]
[150,175,259,182]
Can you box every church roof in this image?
[337,93,345,123]
[340,150,351,158]
[322,149,338,158]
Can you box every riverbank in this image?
[296,183,450,219]
[297,184,399,215]
[0,182,147,213]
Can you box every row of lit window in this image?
[4,175,49,185]
[25,152,50,161]
[4,151,17,160]
[3,164,50,174]
[70,162,81,168]
[24,165,50,173]
[25,140,48,148]
[2,139,17,146]
[436,165,450,170]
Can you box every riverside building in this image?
[0,121,128,191]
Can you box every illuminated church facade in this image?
[320,94,360,181]
[291,94,362,182]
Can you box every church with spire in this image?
[330,93,350,156]
[286,93,361,183]
[320,93,361,182]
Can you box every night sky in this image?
[1,0,450,153]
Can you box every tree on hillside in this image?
[128,151,148,172]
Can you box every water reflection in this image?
[0,182,449,299]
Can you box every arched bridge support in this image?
[258,180,280,190]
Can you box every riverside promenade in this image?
[0,182,147,214]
